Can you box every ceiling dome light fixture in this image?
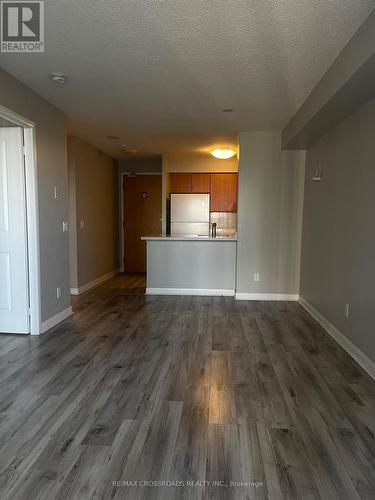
[211,148,236,159]
[49,72,68,84]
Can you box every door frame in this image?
[0,104,41,335]
[119,172,162,273]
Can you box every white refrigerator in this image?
[170,193,210,236]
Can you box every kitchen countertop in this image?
[142,234,237,242]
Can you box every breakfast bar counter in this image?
[141,235,237,296]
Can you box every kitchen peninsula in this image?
[142,235,237,296]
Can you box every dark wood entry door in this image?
[123,175,162,272]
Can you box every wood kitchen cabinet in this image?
[169,173,191,193]
[170,172,238,212]
[170,173,211,193]
[210,173,238,212]
[190,174,211,193]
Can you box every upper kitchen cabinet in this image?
[210,173,238,212]
[170,173,211,193]
[190,174,211,193]
[170,173,191,193]
[169,172,238,212]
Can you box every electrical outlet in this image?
[56,287,62,299]
[344,303,350,318]
[253,273,260,282]
[62,221,68,232]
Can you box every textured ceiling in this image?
[0,0,374,158]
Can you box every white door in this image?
[0,127,29,334]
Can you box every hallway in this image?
[0,275,374,499]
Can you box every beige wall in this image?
[161,152,238,231]
[165,152,238,173]
[0,67,69,322]
[237,132,305,296]
[68,137,119,289]
[119,158,162,174]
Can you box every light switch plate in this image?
[62,221,68,232]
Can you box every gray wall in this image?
[283,9,375,149]
[146,240,236,291]
[0,67,70,322]
[300,97,375,362]
[68,137,119,289]
[237,132,305,295]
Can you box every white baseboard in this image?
[235,293,300,301]
[299,297,375,381]
[146,288,235,297]
[41,306,73,334]
[70,269,120,296]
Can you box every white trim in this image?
[146,288,235,297]
[70,269,120,296]
[0,104,34,128]
[299,297,375,381]
[41,306,73,334]
[235,293,300,301]
[0,105,41,335]
[24,128,41,335]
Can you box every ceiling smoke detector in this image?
[49,72,68,84]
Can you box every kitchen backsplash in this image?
[210,212,237,237]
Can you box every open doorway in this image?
[0,105,40,335]
[122,174,162,273]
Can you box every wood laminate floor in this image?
[0,274,374,499]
